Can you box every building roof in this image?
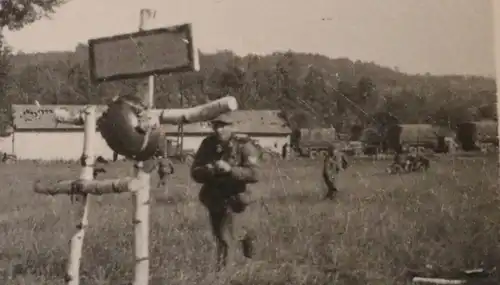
[12,105,292,135]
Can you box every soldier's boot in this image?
[241,233,255,259]
[215,241,228,272]
[214,211,237,271]
[325,188,338,200]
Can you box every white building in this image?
[9,104,116,160]
[7,105,292,161]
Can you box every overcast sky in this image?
[3,0,495,77]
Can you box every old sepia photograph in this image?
[0,0,498,284]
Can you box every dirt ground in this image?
[0,155,498,285]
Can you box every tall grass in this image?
[0,156,497,284]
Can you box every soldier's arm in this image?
[228,142,260,183]
[190,138,216,183]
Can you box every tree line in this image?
[1,47,497,133]
[0,1,497,135]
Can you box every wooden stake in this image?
[132,8,156,285]
[138,8,156,110]
[66,105,96,285]
[33,177,146,195]
[131,164,150,285]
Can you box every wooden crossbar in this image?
[33,177,146,195]
[54,96,237,126]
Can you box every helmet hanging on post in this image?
[98,94,165,161]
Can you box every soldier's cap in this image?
[210,112,234,125]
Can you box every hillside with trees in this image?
[1,46,496,134]
[0,0,496,135]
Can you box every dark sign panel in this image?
[88,23,199,83]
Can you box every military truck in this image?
[386,124,442,153]
[290,128,337,159]
[456,120,498,152]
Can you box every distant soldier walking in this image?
[323,145,348,200]
[155,152,175,189]
[281,143,288,159]
[190,113,261,271]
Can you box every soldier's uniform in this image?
[323,146,348,200]
[190,114,261,271]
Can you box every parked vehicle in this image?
[456,120,498,152]
[164,139,195,164]
[386,124,440,153]
[290,128,337,159]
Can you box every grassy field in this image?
[0,155,498,284]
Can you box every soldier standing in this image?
[281,143,288,159]
[322,145,348,200]
[190,113,261,271]
[157,155,175,188]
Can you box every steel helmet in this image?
[98,94,165,161]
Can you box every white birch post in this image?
[34,129,148,285]
[66,105,96,285]
[132,8,156,285]
[493,0,500,179]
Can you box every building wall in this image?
[11,131,291,160]
[0,135,13,153]
[252,135,290,154]
[13,131,120,160]
[165,135,206,152]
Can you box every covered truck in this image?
[456,120,498,151]
[290,127,337,159]
[386,124,441,153]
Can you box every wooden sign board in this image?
[88,23,200,83]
